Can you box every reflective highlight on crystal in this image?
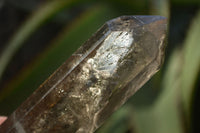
[93,31,134,73]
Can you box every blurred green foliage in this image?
[0,0,199,132]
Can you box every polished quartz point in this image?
[0,16,167,133]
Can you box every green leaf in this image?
[181,10,200,121]
[149,0,170,18]
[0,0,85,81]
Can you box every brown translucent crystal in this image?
[0,16,167,133]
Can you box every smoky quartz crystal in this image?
[0,16,167,133]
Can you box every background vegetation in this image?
[0,0,199,132]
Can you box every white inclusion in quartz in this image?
[90,31,134,74]
[82,31,134,101]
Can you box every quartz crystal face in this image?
[0,16,167,133]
